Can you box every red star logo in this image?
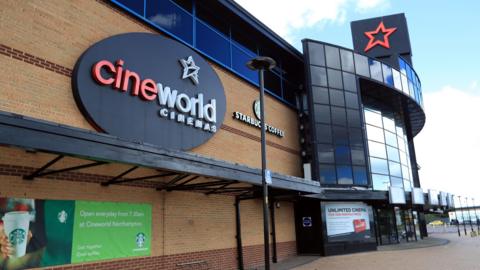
[364,21,397,52]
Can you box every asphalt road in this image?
[293,233,480,270]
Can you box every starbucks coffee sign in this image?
[233,100,285,138]
[72,33,226,150]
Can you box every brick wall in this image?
[0,0,302,177]
[0,147,297,269]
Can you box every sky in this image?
[235,0,480,204]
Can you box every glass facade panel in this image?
[264,70,282,97]
[351,148,365,165]
[392,69,402,90]
[196,20,230,65]
[314,104,331,124]
[231,45,258,84]
[329,89,345,107]
[364,109,382,127]
[325,46,341,69]
[312,86,329,104]
[332,126,349,145]
[310,66,328,87]
[366,125,385,143]
[308,43,326,66]
[368,141,387,159]
[337,165,353,185]
[387,146,400,162]
[319,164,336,184]
[364,106,414,191]
[335,146,351,164]
[331,107,347,126]
[389,161,402,177]
[327,68,343,89]
[340,49,355,73]
[369,59,383,82]
[146,0,194,44]
[349,128,363,147]
[372,174,390,191]
[318,144,334,163]
[353,166,368,185]
[346,109,361,127]
[345,92,359,109]
[316,124,332,143]
[343,72,357,92]
[118,0,144,15]
[391,177,403,188]
[401,74,409,95]
[354,53,370,77]
[370,157,389,175]
[385,131,398,147]
[382,64,394,86]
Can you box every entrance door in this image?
[375,208,398,245]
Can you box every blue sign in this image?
[302,217,312,227]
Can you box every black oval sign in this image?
[72,33,226,151]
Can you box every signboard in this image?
[72,33,226,150]
[0,197,151,268]
[428,189,439,206]
[302,217,312,227]
[389,186,406,204]
[233,100,285,138]
[412,187,425,205]
[265,169,272,185]
[351,13,412,68]
[325,202,372,242]
[439,192,448,207]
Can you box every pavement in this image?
[290,233,480,270]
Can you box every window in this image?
[343,72,357,92]
[196,20,230,66]
[117,0,144,16]
[318,144,335,163]
[370,157,389,175]
[354,53,370,77]
[368,141,387,159]
[314,104,331,124]
[392,69,402,90]
[345,92,359,109]
[337,165,353,185]
[364,109,382,127]
[231,45,258,84]
[332,126,349,146]
[316,124,332,143]
[369,59,383,82]
[310,66,328,87]
[325,46,341,69]
[340,49,355,73]
[351,148,365,165]
[372,174,390,191]
[319,164,336,184]
[264,70,282,97]
[327,69,343,89]
[146,0,194,44]
[335,146,351,164]
[353,166,368,185]
[331,107,347,126]
[329,89,345,107]
[366,125,385,143]
[382,64,394,86]
[308,43,326,66]
[312,87,329,104]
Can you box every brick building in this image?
[0,1,446,270]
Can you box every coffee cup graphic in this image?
[2,211,30,258]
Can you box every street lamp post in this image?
[472,198,480,233]
[465,197,474,233]
[458,196,467,235]
[247,56,276,270]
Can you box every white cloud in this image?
[415,86,480,202]
[234,0,389,40]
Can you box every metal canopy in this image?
[0,111,321,194]
[23,155,107,180]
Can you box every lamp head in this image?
[246,56,276,71]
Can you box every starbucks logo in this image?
[58,210,68,224]
[9,229,26,245]
[253,99,262,120]
[136,232,146,248]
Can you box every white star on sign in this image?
[179,56,200,85]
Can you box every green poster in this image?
[70,201,152,263]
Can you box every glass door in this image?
[376,208,398,245]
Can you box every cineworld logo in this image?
[72,33,226,151]
[92,58,217,133]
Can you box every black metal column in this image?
[235,198,244,270]
[458,196,467,235]
[270,201,278,263]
